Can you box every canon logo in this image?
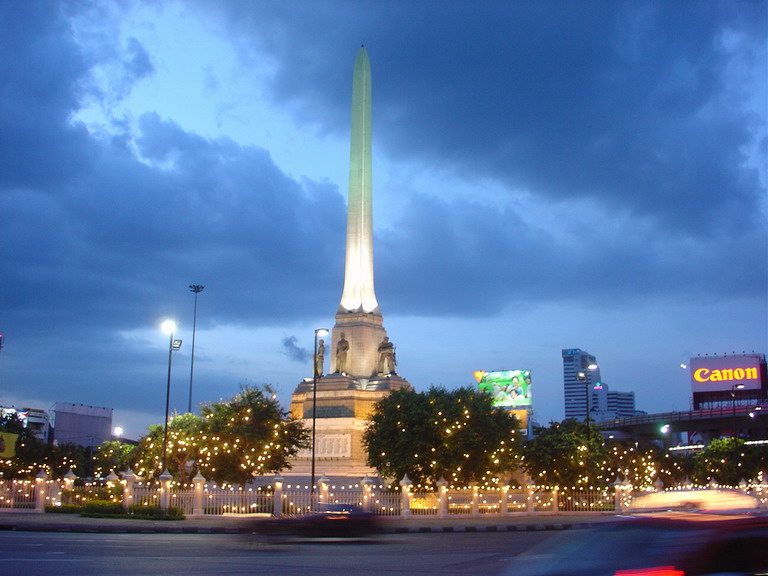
[693,367,758,383]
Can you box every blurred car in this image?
[499,511,768,576]
[629,488,759,513]
[255,503,381,538]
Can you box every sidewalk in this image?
[0,511,617,534]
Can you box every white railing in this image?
[11,471,768,519]
[0,480,36,509]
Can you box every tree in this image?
[0,411,50,479]
[363,386,521,487]
[692,437,768,486]
[92,440,137,478]
[521,419,607,488]
[131,412,204,482]
[198,385,309,485]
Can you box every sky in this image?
[1,1,766,440]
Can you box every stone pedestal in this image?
[329,311,387,377]
[289,375,411,475]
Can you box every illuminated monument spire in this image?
[289,46,410,476]
[339,45,379,315]
[327,44,395,379]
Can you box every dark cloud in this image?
[281,336,309,363]
[213,1,765,235]
[0,0,764,431]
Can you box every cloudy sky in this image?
[1,1,765,440]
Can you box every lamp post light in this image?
[731,383,745,416]
[577,363,598,439]
[188,285,204,414]
[310,327,329,495]
[731,383,745,436]
[160,319,182,473]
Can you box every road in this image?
[0,530,557,575]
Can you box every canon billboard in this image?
[690,354,765,393]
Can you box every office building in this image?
[562,348,602,421]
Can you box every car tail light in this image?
[614,568,684,576]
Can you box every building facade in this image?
[562,348,602,421]
[52,402,112,447]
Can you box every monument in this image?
[290,46,411,476]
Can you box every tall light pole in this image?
[577,363,598,439]
[161,320,182,472]
[188,285,204,413]
[311,327,329,495]
[731,383,745,436]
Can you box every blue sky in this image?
[1,1,766,439]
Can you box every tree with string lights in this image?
[198,385,309,485]
[521,419,607,488]
[363,386,521,487]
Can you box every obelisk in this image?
[289,46,410,476]
[328,45,387,378]
[339,45,379,315]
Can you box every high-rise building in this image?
[562,348,602,421]
[590,385,639,420]
[51,402,112,447]
[606,390,637,418]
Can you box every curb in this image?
[0,521,596,535]
[391,522,595,534]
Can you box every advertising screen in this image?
[690,355,765,393]
[474,369,532,408]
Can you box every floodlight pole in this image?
[160,320,182,473]
[310,328,328,496]
[188,285,204,413]
[163,329,174,471]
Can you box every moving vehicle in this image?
[255,503,381,538]
[499,511,768,576]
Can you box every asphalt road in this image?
[0,530,556,576]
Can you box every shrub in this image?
[127,504,184,520]
[82,500,123,516]
[45,504,83,514]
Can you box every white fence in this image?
[5,470,768,519]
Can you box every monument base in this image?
[288,375,411,476]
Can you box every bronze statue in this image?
[314,339,325,377]
[377,336,395,374]
[335,333,349,374]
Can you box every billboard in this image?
[474,369,532,408]
[690,355,765,393]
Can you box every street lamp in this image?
[577,363,598,438]
[310,327,329,495]
[161,319,182,473]
[188,285,204,413]
[731,383,745,416]
[731,383,745,436]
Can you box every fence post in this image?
[159,469,172,511]
[273,475,284,517]
[654,477,664,492]
[470,482,479,516]
[500,484,509,517]
[319,474,330,507]
[192,471,206,517]
[62,469,77,491]
[361,476,374,512]
[552,486,559,515]
[122,469,136,511]
[525,479,535,516]
[400,474,412,518]
[34,470,48,513]
[106,471,119,489]
[613,478,624,513]
[437,477,448,518]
